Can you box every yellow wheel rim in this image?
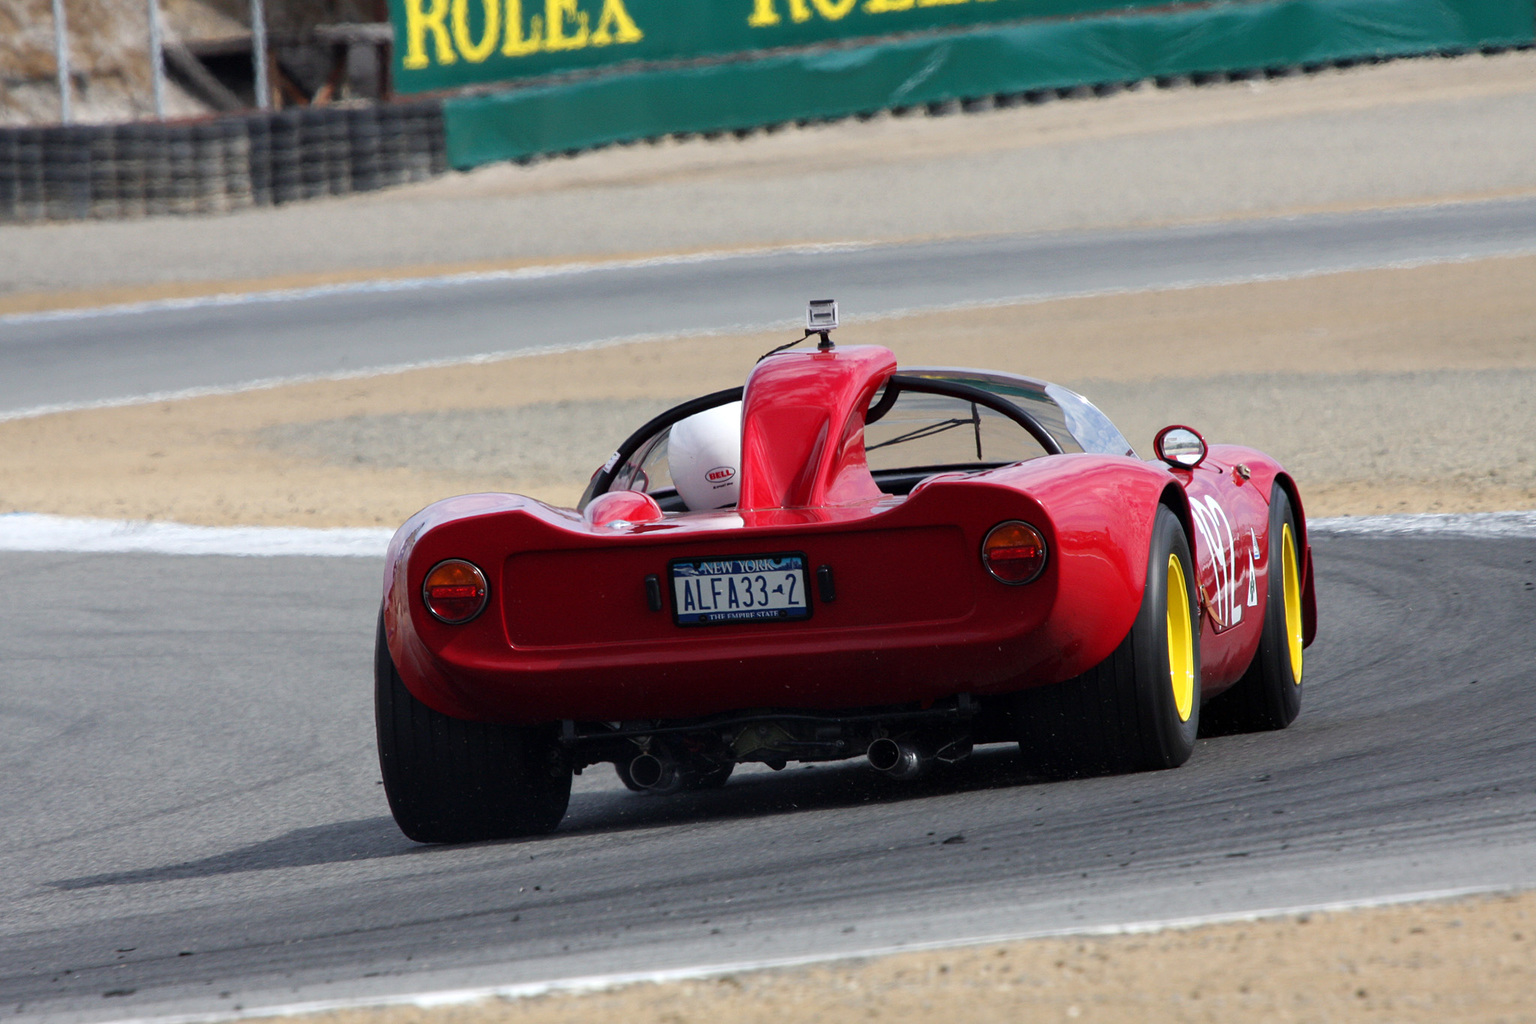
[1166,554,1195,723]
[1281,522,1304,685]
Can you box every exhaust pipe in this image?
[866,737,928,780]
[935,736,974,764]
[627,752,677,791]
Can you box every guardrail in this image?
[0,102,445,223]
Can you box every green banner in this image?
[443,0,1536,167]
[390,0,1184,94]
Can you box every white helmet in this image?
[669,401,742,511]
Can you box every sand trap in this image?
[248,889,1536,1024]
[2,253,1531,526]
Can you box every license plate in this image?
[669,553,811,626]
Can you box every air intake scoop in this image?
[737,345,896,511]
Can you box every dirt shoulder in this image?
[258,888,1536,1024]
[3,50,1535,307]
[2,253,1533,526]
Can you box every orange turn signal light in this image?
[423,559,489,624]
[982,521,1047,585]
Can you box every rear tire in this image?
[375,614,571,843]
[1201,489,1304,734]
[1015,505,1201,776]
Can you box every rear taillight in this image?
[422,560,488,624]
[982,521,1047,585]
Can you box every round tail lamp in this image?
[423,559,489,624]
[982,521,1048,585]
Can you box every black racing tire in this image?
[1015,504,1202,776]
[375,614,571,843]
[1201,489,1305,734]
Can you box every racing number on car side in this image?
[1188,495,1261,630]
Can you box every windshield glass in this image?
[863,389,1051,471]
[610,430,674,494]
[1045,382,1136,457]
[900,368,1134,457]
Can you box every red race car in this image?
[376,302,1316,843]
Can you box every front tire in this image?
[1016,505,1202,776]
[1201,489,1304,734]
[375,614,571,843]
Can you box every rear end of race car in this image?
[374,341,1175,843]
[376,463,1169,842]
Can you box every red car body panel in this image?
[739,345,893,511]
[382,345,1315,726]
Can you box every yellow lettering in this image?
[451,0,500,62]
[544,0,590,49]
[747,0,781,25]
[748,0,815,24]
[590,0,643,45]
[758,0,986,25]
[808,0,857,16]
[501,0,543,55]
[403,0,455,68]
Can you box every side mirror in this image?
[1154,425,1207,469]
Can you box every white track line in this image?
[1309,510,1536,538]
[0,324,790,425]
[0,514,391,557]
[4,243,1535,425]
[96,883,1517,1024]
[0,510,1531,558]
[0,242,880,328]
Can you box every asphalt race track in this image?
[2,530,1535,1022]
[3,197,1536,1021]
[4,195,1536,416]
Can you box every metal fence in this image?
[0,101,445,223]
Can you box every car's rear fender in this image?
[948,455,1175,687]
[387,487,1062,721]
[385,456,1180,723]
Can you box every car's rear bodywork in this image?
[381,343,1316,742]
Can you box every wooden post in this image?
[147,0,166,118]
[51,0,72,123]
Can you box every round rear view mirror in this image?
[1154,425,1208,469]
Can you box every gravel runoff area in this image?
[1,49,1535,309]
[2,253,1532,527]
[3,47,1535,1024]
[249,889,1536,1024]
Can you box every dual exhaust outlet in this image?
[627,751,680,791]
[624,734,973,790]
[865,735,972,779]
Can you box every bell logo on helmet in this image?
[706,466,737,485]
